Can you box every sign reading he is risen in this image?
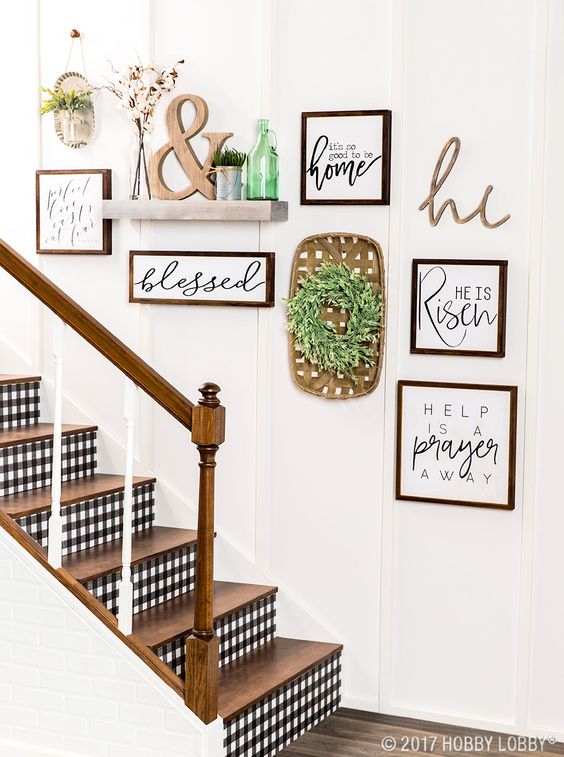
[396,381,517,509]
[36,169,112,254]
[129,251,275,307]
[301,110,391,205]
[411,260,507,356]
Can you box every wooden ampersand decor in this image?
[148,94,233,200]
[418,137,510,229]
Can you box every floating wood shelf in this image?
[102,199,288,222]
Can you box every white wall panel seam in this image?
[379,0,407,714]
[515,0,550,734]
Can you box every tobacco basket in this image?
[288,232,386,399]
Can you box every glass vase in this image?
[130,133,152,200]
[60,110,84,147]
[246,118,279,200]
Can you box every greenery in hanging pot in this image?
[211,147,247,201]
[40,85,93,147]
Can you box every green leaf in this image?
[286,262,382,383]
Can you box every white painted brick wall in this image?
[0,529,224,757]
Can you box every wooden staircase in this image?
[0,241,342,757]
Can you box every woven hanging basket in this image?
[288,232,386,399]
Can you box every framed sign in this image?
[301,110,391,205]
[396,381,517,509]
[411,259,507,356]
[36,169,112,255]
[129,251,275,307]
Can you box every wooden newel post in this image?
[185,382,225,723]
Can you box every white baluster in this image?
[48,318,66,569]
[118,379,138,634]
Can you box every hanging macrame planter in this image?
[287,232,386,399]
[52,30,95,149]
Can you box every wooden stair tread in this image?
[63,526,197,583]
[133,581,277,649]
[0,473,156,518]
[0,374,41,385]
[0,423,97,448]
[218,637,343,720]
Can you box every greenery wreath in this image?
[287,261,383,383]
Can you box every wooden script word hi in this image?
[418,137,510,229]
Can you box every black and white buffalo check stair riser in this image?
[224,653,342,757]
[17,483,155,557]
[84,543,197,616]
[0,430,97,497]
[0,376,342,756]
[155,594,277,677]
[0,380,40,429]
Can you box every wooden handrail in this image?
[0,239,225,723]
[0,239,194,429]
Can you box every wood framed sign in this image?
[36,169,112,255]
[129,251,275,307]
[411,259,507,356]
[301,110,391,205]
[396,381,517,510]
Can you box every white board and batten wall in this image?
[0,0,562,744]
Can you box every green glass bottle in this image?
[246,118,279,200]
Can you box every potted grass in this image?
[212,147,247,201]
[40,85,93,147]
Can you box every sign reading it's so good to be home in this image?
[129,251,275,307]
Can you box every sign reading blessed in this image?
[301,110,391,205]
[396,381,517,509]
[129,251,275,307]
[36,169,112,254]
[411,260,507,356]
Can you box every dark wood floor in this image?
[282,708,564,756]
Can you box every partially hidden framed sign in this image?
[301,110,391,205]
[36,169,112,255]
[396,381,517,510]
[411,259,507,356]
[129,251,275,307]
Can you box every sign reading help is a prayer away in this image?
[396,381,517,509]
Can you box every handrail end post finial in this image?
[192,382,225,447]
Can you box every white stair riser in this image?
[156,593,277,677]
[17,482,155,556]
[0,380,40,429]
[0,430,97,497]
[84,543,197,616]
[224,653,342,757]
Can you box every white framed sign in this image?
[129,251,275,307]
[411,259,507,356]
[396,381,517,509]
[301,110,391,205]
[36,169,112,255]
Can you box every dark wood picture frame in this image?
[410,259,508,357]
[129,250,276,307]
[300,109,392,205]
[36,169,112,255]
[395,380,518,510]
